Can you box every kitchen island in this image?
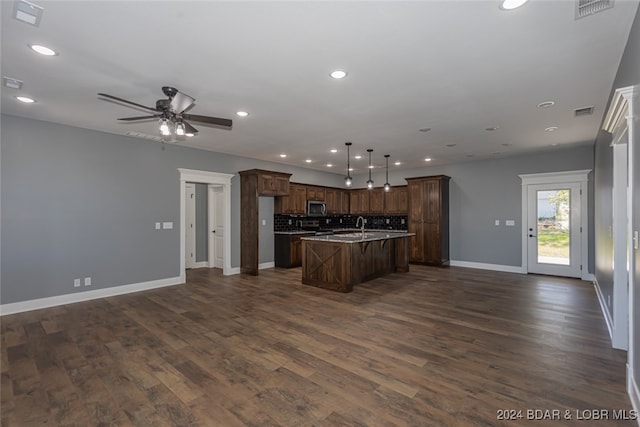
[301,231,414,292]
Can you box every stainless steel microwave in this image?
[306,200,327,217]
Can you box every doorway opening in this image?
[179,169,234,281]
[520,170,590,279]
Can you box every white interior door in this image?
[209,186,225,269]
[185,183,196,269]
[527,183,582,277]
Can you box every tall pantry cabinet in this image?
[406,175,450,266]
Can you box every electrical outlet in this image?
[155,222,161,230]
[326,219,329,224]
[288,219,292,225]
[608,295,611,308]
[401,219,405,225]
[386,218,390,224]
[84,277,91,287]
[261,219,266,226]
[74,278,81,288]
[340,218,343,224]
[495,220,500,226]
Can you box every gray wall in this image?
[195,183,208,263]
[0,114,345,304]
[593,5,640,397]
[360,145,595,269]
[258,197,275,264]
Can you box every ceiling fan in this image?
[98,86,232,138]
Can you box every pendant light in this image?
[366,149,374,189]
[384,154,391,192]
[344,142,353,187]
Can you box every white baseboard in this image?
[449,260,525,274]
[0,276,183,316]
[628,365,640,426]
[593,276,614,343]
[226,267,241,275]
[259,262,275,270]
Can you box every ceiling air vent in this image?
[574,106,594,117]
[575,0,614,19]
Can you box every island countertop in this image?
[301,231,415,243]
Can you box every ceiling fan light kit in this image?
[98,86,232,140]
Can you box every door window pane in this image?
[537,189,570,265]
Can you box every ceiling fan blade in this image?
[118,115,161,121]
[182,113,233,129]
[183,121,199,135]
[170,91,195,114]
[98,93,158,112]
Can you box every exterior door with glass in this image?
[526,183,582,277]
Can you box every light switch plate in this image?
[155,222,161,230]
[162,222,173,229]
[506,220,515,226]
[495,220,500,226]
[84,277,91,287]
[261,219,266,226]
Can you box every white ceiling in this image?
[1,1,638,175]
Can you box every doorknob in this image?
[212,230,216,233]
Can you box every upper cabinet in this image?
[369,188,385,214]
[349,189,370,214]
[306,186,326,201]
[326,188,350,214]
[275,183,307,214]
[384,185,408,214]
[255,170,291,196]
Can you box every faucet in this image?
[356,216,365,237]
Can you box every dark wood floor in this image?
[1,265,634,426]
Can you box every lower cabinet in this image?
[275,233,315,268]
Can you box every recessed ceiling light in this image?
[305,159,312,163]
[330,148,338,153]
[446,144,457,147]
[545,126,559,132]
[327,163,333,167]
[394,161,401,166]
[16,96,35,103]
[467,154,475,158]
[537,101,555,108]
[501,143,512,147]
[354,155,362,160]
[485,126,499,131]
[29,44,57,56]
[236,111,249,117]
[348,167,354,171]
[424,158,432,162]
[330,70,347,79]
[500,0,529,10]
[419,127,432,132]
[279,153,287,158]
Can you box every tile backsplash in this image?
[274,214,408,232]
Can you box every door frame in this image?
[179,169,234,280]
[519,170,591,280]
[208,185,224,269]
[185,183,197,269]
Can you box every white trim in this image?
[178,169,234,278]
[612,137,629,350]
[227,267,241,275]
[449,260,525,274]
[192,261,209,269]
[259,262,275,270]
[519,170,591,280]
[628,365,640,427]
[0,276,182,316]
[593,276,614,342]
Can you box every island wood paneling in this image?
[1,266,634,426]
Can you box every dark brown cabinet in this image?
[384,186,408,214]
[306,186,326,201]
[406,175,450,266]
[240,169,292,275]
[369,188,385,214]
[275,233,315,268]
[275,183,307,214]
[257,172,290,196]
[326,188,350,214]
[349,189,370,214]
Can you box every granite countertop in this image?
[275,228,409,235]
[300,231,415,243]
